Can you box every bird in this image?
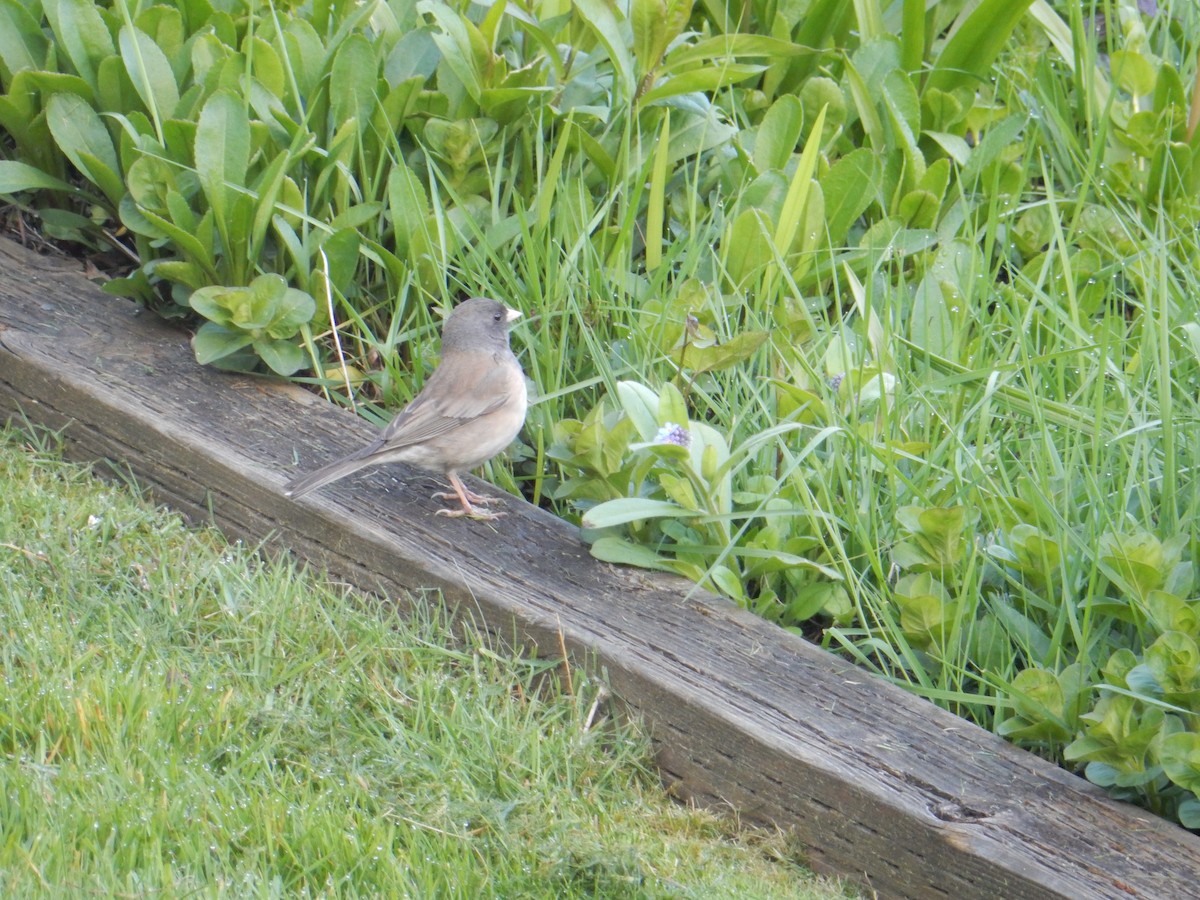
[284,297,527,519]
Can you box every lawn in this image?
[0,426,850,897]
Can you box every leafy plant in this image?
[189,273,316,375]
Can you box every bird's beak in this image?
[505,307,522,324]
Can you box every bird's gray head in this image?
[440,297,522,354]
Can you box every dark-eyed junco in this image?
[284,297,527,519]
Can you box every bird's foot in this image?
[432,489,502,507]
[435,505,507,520]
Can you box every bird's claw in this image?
[432,489,502,506]
[435,506,506,520]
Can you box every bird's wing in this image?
[377,353,517,447]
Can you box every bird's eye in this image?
[494,311,502,321]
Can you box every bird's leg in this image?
[434,471,505,519]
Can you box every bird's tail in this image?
[283,445,381,498]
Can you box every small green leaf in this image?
[724,208,773,285]
[255,338,306,376]
[587,536,679,573]
[266,287,317,336]
[753,95,804,173]
[616,381,661,442]
[679,331,770,374]
[657,382,688,430]
[1110,50,1157,97]
[192,322,254,365]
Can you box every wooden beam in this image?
[2,237,1196,897]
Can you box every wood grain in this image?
[2,236,1197,898]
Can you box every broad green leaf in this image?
[587,536,680,573]
[281,19,326,98]
[18,69,95,106]
[665,34,810,70]
[0,0,46,75]
[43,0,114,91]
[119,24,179,127]
[387,160,431,256]
[315,228,361,301]
[383,27,441,86]
[45,92,125,206]
[125,201,216,274]
[924,0,1036,95]
[37,207,98,242]
[144,258,207,290]
[573,0,636,100]
[194,89,250,252]
[753,95,803,173]
[798,77,845,145]
[1109,50,1156,97]
[1162,733,1200,795]
[899,189,938,229]
[0,161,78,194]
[330,33,377,132]
[679,331,770,374]
[582,497,694,529]
[921,87,966,133]
[616,381,661,442]
[961,115,1026,187]
[662,105,736,162]
[892,572,955,642]
[724,208,773,285]
[881,68,925,191]
[910,274,955,359]
[0,0,49,76]
[632,0,692,81]
[640,64,765,105]
[657,382,688,431]
[419,0,486,100]
[255,338,306,375]
[247,35,286,99]
[707,564,745,601]
[1008,668,1067,723]
[190,31,232,86]
[820,148,879,246]
[1181,800,1200,830]
[192,322,254,364]
[268,289,317,336]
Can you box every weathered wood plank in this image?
[2,236,1196,898]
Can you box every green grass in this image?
[0,426,850,898]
